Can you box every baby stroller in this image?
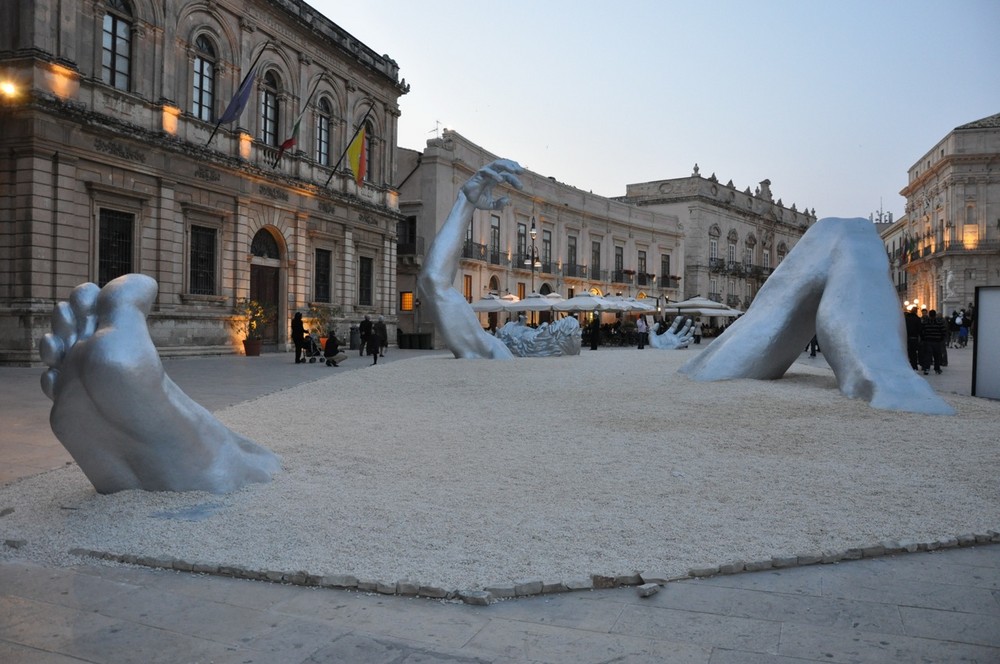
[303,332,324,363]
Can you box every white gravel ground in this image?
[1,350,998,592]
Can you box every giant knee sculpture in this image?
[419,159,550,359]
[680,218,954,415]
[40,274,282,494]
[495,316,582,357]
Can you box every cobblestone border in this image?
[65,530,1000,606]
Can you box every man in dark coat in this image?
[358,314,373,357]
[904,308,921,370]
[919,309,947,375]
[291,312,306,364]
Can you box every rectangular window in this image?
[743,246,752,268]
[661,254,671,279]
[399,291,414,311]
[189,225,217,295]
[102,14,131,90]
[517,223,527,264]
[763,251,771,270]
[314,249,332,303]
[615,245,624,272]
[542,230,552,267]
[358,256,373,306]
[728,243,737,263]
[567,236,577,267]
[192,56,214,121]
[316,115,330,166]
[709,238,718,260]
[463,275,473,303]
[591,241,601,279]
[710,278,718,297]
[490,215,501,263]
[98,208,134,287]
[638,250,647,275]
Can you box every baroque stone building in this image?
[616,168,816,310]
[0,0,408,364]
[889,112,1000,316]
[394,130,686,341]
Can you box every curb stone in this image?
[65,532,1000,603]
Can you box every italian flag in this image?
[273,113,302,166]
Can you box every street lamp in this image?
[524,217,542,325]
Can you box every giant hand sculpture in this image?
[680,218,954,415]
[648,316,694,350]
[495,316,582,357]
[418,160,524,359]
[40,274,282,493]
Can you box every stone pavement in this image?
[1,344,997,663]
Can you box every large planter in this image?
[242,339,263,357]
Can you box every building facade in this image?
[892,112,1000,317]
[394,130,686,341]
[617,167,816,310]
[0,0,408,365]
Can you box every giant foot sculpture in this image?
[418,160,524,359]
[649,316,695,350]
[40,274,282,493]
[680,218,954,415]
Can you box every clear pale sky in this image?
[311,0,999,220]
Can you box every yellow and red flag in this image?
[347,126,366,186]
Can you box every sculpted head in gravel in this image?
[40,274,281,494]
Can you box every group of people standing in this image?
[358,315,389,365]
[291,312,387,367]
[904,304,975,376]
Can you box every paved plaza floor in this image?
[1,344,997,663]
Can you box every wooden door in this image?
[250,264,279,343]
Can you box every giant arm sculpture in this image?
[40,274,282,493]
[417,160,523,359]
[648,316,694,350]
[679,217,954,415]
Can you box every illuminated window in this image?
[463,275,473,303]
[399,291,414,311]
[517,283,526,300]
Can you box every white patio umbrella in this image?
[470,293,508,312]
[552,292,614,312]
[667,296,742,318]
[509,292,557,312]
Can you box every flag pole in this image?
[272,77,323,168]
[206,41,270,147]
[324,102,376,188]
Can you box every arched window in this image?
[191,35,215,121]
[260,71,280,146]
[315,98,332,165]
[251,228,280,258]
[102,0,133,90]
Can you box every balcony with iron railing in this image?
[612,270,636,284]
[397,236,425,256]
[708,292,722,303]
[563,264,588,279]
[590,266,604,281]
[462,241,488,261]
[727,295,741,308]
[488,249,505,266]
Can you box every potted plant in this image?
[307,303,341,346]
[233,298,273,356]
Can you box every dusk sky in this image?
[313,0,999,221]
